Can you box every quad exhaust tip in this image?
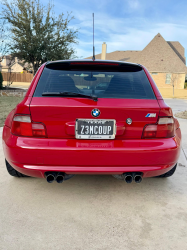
[123,173,133,184]
[45,172,64,183]
[134,174,142,184]
[56,173,64,183]
[45,173,56,183]
[123,172,143,184]
[45,171,142,184]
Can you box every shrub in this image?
[184,82,187,89]
[0,71,3,89]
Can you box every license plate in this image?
[75,119,116,139]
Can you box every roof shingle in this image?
[86,33,187,73]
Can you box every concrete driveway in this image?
[0,99,187,250]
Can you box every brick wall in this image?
[151,72,185,89]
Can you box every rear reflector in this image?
[11,115,47,138]
[142,117,174,139]
[142,125,157,138]
[32,123,46,137]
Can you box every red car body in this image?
[2,60,181,181]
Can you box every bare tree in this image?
[7,67,13,88]
[170,73,179,97]
[1,0,78,74]
[0,19,9,62]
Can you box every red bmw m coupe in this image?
[2,60,181,184]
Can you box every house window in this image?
[152,72,158,75]
[165,73,172,84]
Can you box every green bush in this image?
[0,71,3,89]
[184,82,187,89]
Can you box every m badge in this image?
[145,113,156,118]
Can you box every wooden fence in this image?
[1,72,33,82]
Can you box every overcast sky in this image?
[46,0,187,61]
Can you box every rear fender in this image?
[4,109,16,128]
[4,63,46,128]
[174,118,180,130]
[157,99,173,117]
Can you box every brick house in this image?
[0,56,32,73]
[0,55,12,72]
[87,33,186,89]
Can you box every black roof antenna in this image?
[92,13,95,61]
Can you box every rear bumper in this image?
[2,125,181,178]
[7,162,177,178]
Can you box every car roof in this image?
[46,59,142,67]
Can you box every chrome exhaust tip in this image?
[134,174,143,184]
[56,173,64,183]
[45,173,56,183]
[123,173,133,184]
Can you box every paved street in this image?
[0,99,187,250]
[165,98,187,113]
[165,99,187,151]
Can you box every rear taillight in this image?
[142,117,174,139]
[11,115,47,138]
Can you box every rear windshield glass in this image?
[34,64,155,99]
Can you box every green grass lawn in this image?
[0,96,23,127]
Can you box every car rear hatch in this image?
[29,61,160,139]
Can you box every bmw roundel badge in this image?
[126,118,132,125]
[91,108,100,117]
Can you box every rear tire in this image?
[156,164,177,178]
[5,159,29,177]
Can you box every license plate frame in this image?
[75,119,116,140]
